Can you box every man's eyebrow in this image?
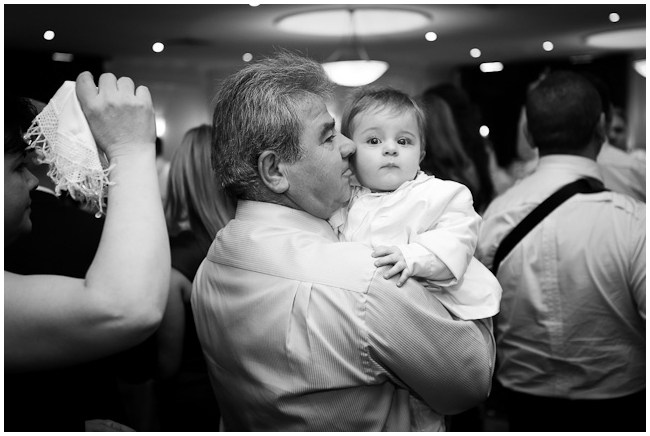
[319,120,336,140]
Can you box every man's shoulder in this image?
[205,219,381,294]
[606,191,646,220]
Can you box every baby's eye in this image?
[367,137,381,145]
[397,138,413,146]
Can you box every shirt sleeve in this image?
[398,182,480,285]
[327,186,362,242]
[365,267,496,415]
[628,206,646,320]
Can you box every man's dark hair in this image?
[5,95,37,155]
[525,70,602,155]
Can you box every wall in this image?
[105,59,214,161]
[626,51,646,151]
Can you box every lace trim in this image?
[24,102,114,216]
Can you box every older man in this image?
[191,52,495,431]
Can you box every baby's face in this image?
[349,107,423,192]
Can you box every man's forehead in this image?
[300,97,334,126]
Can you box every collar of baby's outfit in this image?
[353,170,430,196]
[235,200,337,238]
[537,154,604,182]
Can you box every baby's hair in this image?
[340,86,426,146]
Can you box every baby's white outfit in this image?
[329,171,501,320]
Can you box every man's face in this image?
[4,150,39,245]
[282,97,356,219]
[607,113,627,151]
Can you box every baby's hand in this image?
[372,245,412,287]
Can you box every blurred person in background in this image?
[607,106,628,151]
[586,73,645,202]
[424,83,495,214]
[154,124,236,431]
[477,70,645,432]
[419,90,481,205]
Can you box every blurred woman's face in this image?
[4,150,38,246]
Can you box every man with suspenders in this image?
[476,71,645,432]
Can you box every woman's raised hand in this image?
[76,71,156,159]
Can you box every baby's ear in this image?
[258,150,289,193]
[419,147,426,163]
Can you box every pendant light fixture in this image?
[321,9,389,87]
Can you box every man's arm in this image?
[365,267,495,415]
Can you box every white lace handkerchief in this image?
[24,81,113,216]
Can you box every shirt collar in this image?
[350,170,430,195]
[235,200,338,241]
[536,154,604,182]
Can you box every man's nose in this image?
[340,134,356,158]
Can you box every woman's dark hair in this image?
[5,95,37,155]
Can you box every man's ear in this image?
[258,150,289,194]
[523,121,536,149]
[593,113,607,145]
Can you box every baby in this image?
[329,87,501,429]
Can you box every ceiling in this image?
[4,3,646,79]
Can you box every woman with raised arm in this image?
[4,72,170,373]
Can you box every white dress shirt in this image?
[329,172,501,320]
[192,200,495,431]
[477,155,645,399]
[597,141,646,202]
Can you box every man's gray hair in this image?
[211,51,334,200]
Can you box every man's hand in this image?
[372,245,412,287]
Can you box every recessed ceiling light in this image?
[425,31,437,42]
[52,52,73,62]
[634,59,646,77]
[585,27,645,49]
[609,13,620,23]
[470,48,481,59]
[480,62,503,73]
[242,53,253,62]
[276,8,430,37]
[43,30,55,41]
[543,41,554,51]
[152,42,165,53]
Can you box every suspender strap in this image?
[491,177,606,275]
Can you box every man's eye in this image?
[325,134,336,143]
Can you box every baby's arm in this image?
[377,181,480,287]
[409,182,480,285]
[372,244,455,287]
